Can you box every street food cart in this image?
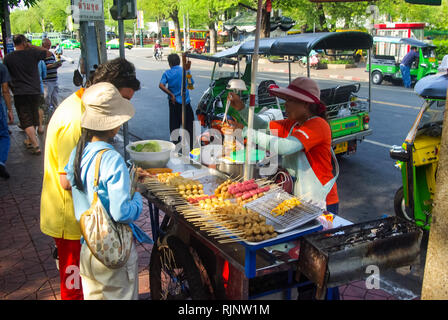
[138,155,422,300]
[141,156,345,299]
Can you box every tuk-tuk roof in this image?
[214,32,373,58]
[185,52,239,65]
[373,36,435,48]
[414,74,448,99]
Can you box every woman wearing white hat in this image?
[229,77,339,214]
[65,82,152,300]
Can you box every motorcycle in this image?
[389,73,448,230]
[154,47,163,61]
[298,50,320,69]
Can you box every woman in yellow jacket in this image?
[40,58,140,299]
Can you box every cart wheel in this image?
[394,187,414,222]
[371,71,383,85]
[150,235,210,300]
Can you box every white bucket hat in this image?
[81,82,135,131]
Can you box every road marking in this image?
[364,139,393,149]
[372,99,420,110]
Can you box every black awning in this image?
[214,32,373,57]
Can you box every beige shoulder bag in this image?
[79,149,133,269]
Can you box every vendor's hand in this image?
[136,168,151,182]
[230,120,244,130]
[228,92,245,111]
[185,60,191,71]
[170,94,176,104]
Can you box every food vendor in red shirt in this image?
[229,77,339,214]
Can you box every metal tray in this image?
[181,167,230,195]
[243,190,324,233]
[241,219,322,247]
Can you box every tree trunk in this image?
[421,95,448,299]
[208,23,217,54]
[1,0,11,57]
[316,4,328,32]
[156,16,162,42]
[300,24,308,33]
[260,8,270,38]
[170,9,182,52]
[208,10,217,54]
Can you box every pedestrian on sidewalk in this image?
[37,59,47,135]
[40,58,140,300]
[42,38,62,112]
[65,82,150,300]
[400,46,419,88]
[0,63,13,179]
[159,53,195,150]
[3,34,52,155]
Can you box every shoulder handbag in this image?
[79,149,133,269]
[73,60,83,87]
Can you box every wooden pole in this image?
[421,90,448,299]
[244,0,263,181]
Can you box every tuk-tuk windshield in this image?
[212,62,240,80]
[420,100,445,128]
[421,47,436,60]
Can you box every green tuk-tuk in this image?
[389,73,448,230]
[368,36,438,86]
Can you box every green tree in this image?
[9,0,70,33]
[181,0,238,53]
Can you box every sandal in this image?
[23,140,33,149]
[29,146,41,155]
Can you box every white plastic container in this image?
[126,140,175,168]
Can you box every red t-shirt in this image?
[269,118,339,205]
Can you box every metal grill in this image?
[244,191,324,233]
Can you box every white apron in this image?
[282,121,339,209]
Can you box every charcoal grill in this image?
[297,216,423,299]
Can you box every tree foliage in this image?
[9,0,69,33]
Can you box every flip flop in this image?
[23,140,33,149]
[29,146,41,155]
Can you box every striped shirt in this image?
[43,53,58,82]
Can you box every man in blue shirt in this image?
[0,63,13,179]
[159,53,195,149]
[400,46,419,88]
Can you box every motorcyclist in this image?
[154,40,163,59]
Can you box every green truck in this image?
[194,31,373,156]
[368,36,438,86]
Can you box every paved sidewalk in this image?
[0,125,153,300]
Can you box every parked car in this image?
[60,39,80,49]
[106,39,133,50]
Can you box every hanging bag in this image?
[79,149,133,269]
[73,59,84,87]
